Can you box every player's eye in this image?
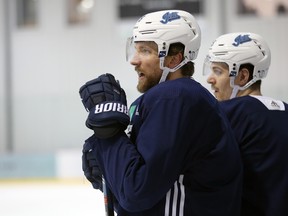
[212,68,223,76]
[139,47,152,55]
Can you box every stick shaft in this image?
[103,177,114,216]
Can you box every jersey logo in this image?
[250,95,285,111]
[160,12,180,24]
[129,105,137,119]
[271,100,280,109]
[127,104,139,138]
[232,34,252,47]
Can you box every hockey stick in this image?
[103,176,114,216]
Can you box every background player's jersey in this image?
[95,77,242,216]
[220,95,288,216]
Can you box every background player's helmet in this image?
[203,32,271,90]
[126,10,201,82]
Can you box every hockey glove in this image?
[82,135,103,191]
[79,73,130,138]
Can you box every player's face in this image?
[206,62,232,101]
[130,41,162,93]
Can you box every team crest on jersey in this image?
[232,34,252,47]
[160,12,180,24]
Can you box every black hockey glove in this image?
[79,73,130,138]
[82,135,103,191]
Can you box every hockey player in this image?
[80,10,242,216]
[204,32,288,216]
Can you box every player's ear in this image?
[238,68,250,86]
[166,52,183,68]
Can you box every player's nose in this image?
[130,53,140,66]
[206,73,216,85]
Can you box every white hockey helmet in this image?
[203,32,271,91]
[127,10,201,82]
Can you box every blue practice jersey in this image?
[220,95,288,216]
[94,77,242,216]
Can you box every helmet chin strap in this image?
[229,76,259,99]
[159,67,171,83]
[158,57,190,83]
[229,77,240,99]
[230,86,240,99]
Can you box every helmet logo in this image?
[229,71,237,77]
[232,34,252,47]
[159,51,167,57]
[160,12,180,24]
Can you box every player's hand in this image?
[82,134,103,191]
[79,73,130,138]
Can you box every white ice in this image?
[0,180,110,216]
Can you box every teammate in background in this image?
[204,32,288,216]
[80,10,243,216]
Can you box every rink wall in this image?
[0,149,83,179]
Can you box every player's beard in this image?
[137,72,161,93]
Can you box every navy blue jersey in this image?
[94,78,242,216]
[220,95,288,216]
